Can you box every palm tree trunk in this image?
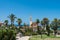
[54,30,57,37]
[46,24,50,36]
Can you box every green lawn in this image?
[29,35,60,40]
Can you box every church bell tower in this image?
[30,16,32,27]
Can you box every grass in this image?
[29,34,60,40]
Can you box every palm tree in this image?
[4,20,8,27]
[17,18,22,27]
[23,23,27,32]
[42,18,50,36]
[41,18,49,30]
[36,19,40,34]
[41,20,45,33]
[8,14,16,26]
[41,20,45,29]
[51,18,58,36]
[58,19,60,26]
[36,19,40,25]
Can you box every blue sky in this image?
[0,0,60,24]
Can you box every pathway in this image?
[16,32,30,40]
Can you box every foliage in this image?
[4,20,8,27]
[17,18,22,26]
[0,28,16,40]
[8,13,16,26]
[50,18,58,36]
[1,13,60,38]
[36,19,40,24]
[41,18,50,36]
[29,35,60,40]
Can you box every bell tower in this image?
[30,16,32,27]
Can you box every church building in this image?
[29,16,38,32]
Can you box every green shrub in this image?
[32,32,38,35]
[0,29,16,40]
[24,32,31,36]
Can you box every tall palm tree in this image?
[58,19,60,26]
[23,23,27,32]
[51,18,58,36]
[41,20,45,29]
[8,14,16,26]
[41,18,49,30]
[36,19,40,25]
[43,18,49,25]
[42,18,50,36]
[41,20,46,38]
[17,18,22,27]
[36,19,40,33]
[41,20,45,33]
[4,20,8,27]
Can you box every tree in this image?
[4,20,8,27]
[41,20,45,34]
[58,19,60,27]
[8,14,16,26]
[23,23,27,32]
[42,18,50,36]
[36,19,40,25]
[17,18,22,27]
[51,18,58,36]
[41,20,45,30]
[36,19,40,34]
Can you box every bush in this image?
[0,29,16,40]
[32,32,38,35]
[24,32,31,36]
[23,28,38,36]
